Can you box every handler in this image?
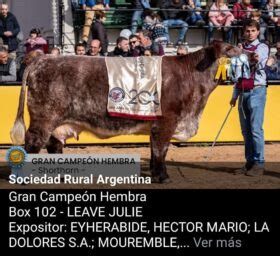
[230,19,269,176]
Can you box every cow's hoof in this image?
[151,176,171,184]
[161,177,171,184]
[151,176,161,183]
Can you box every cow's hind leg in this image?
[46,136,64,153]
[150,122,176,183]
[25,120,57,153]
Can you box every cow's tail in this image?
[10,65,33,145]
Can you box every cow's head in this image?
[211,40,258,66]
[196,40,257,72]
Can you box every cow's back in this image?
[27,56,149,136]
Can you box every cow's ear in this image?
[211,39,223,45]
[196,47,217,71]
[211,40,223,58]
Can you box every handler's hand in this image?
[252,53,259,62]
[230,98,237,107]
[237,43,243,49]
[4,31,12,37]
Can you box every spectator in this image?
[136,30,152,48]
[143,9,167,44]
[232,0,253,42]
[50,47,61,56]
[233,0,253,22]
[91,11,108,55]
[251,10,267,42]
[129,34,145,56]
[24,28,47,54]
[0,3,20,59]
[120,29,132,40]
[161,0,189,46]
[262,0,278,23]
[266,55,278,79]
[87,39,102,56]
[108,37,132,57]
[0,46,16,81]
[81,0,110,45]
[275,41,280,58]
[262,0,280,43]
[75,42,86,55]
[17,50,44,81]
[129,34,141,47]
[184,0,206,26]
[136,30,165,56]
[131,0,151,34]
[177,45,188,55]
[208,0,235,43]
[266,41,280,79]
[144,48,153,56]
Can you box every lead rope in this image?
[203,105,233,160]
[202,66,230,160]
[240,62,247,120]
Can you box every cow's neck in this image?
[208,60,220,92]
[190,46,221,87]
[210,59,220,82]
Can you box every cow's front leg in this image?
[150,123,176,183]
[150,135,168,181]
[150,143,170,183]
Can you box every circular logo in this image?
[109,87,125,103]
[6,146,27,170]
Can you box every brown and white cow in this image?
[10,41,253,183]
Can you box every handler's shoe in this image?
[233,166,247,175]
[246,165,265,177]
[233,162,253,175]
[175,40,184,46]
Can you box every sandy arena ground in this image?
[0,144,279,189]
